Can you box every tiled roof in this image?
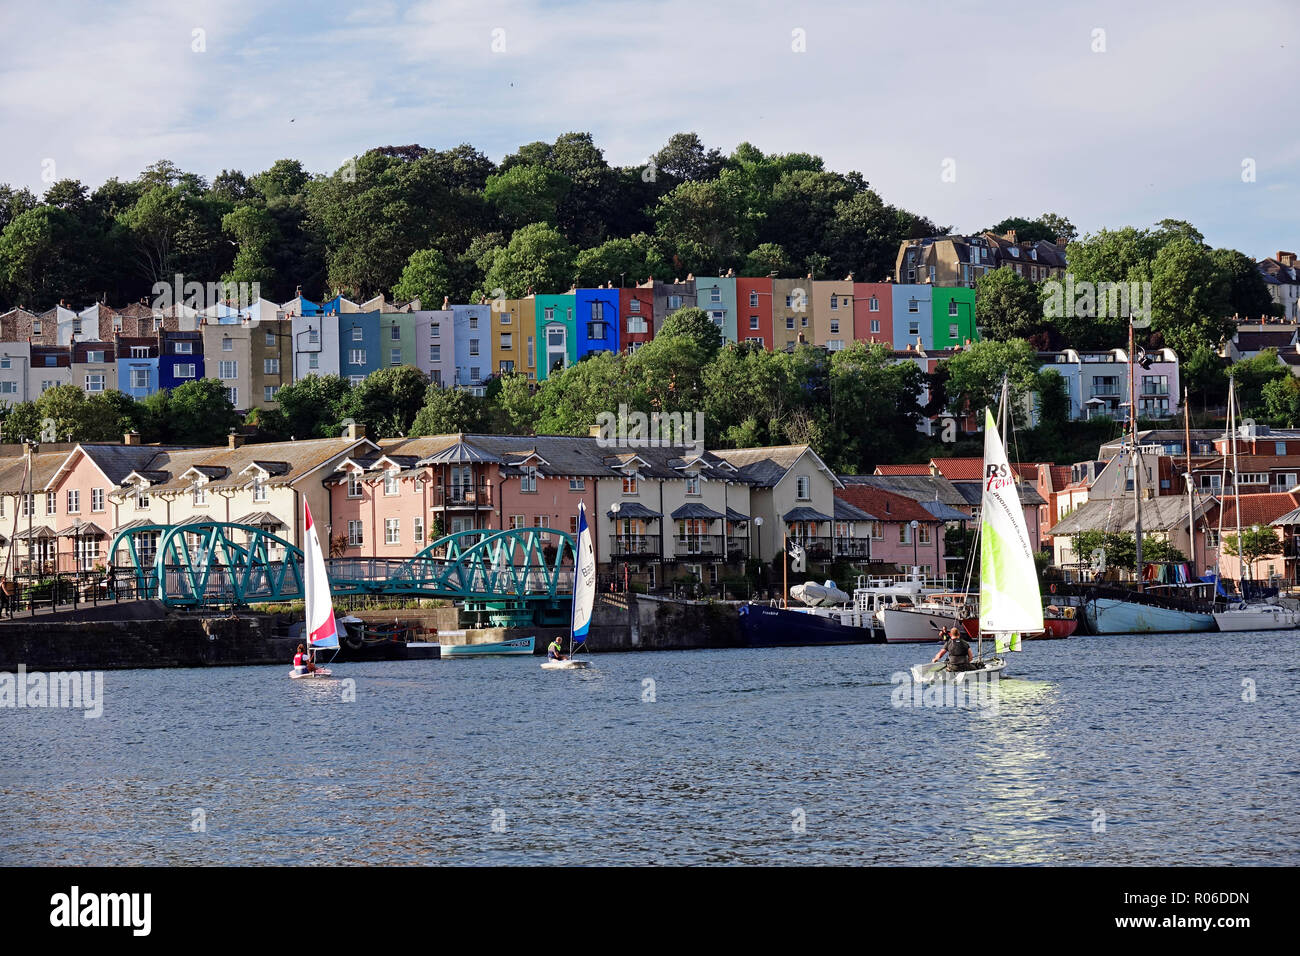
[842,474,969,508]
[1235,331,1296,351]
[836,486,939,523]
[930,457,1040,482]
[1210,492,1300,528]
[873,463,929,475]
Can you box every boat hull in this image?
[960,616,1077,640]
[910,658,1007,684]
[738,603,878,647]
[1083,598,1216,634]
[289,667,333,679]
[880,607,959,643]
[541,659,590,670]
[1212,605,1300,631]
[439,636,536,657]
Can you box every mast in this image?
[1184,387,1195,572]
[1130,319,1143,590]
[1228,377,1245,589]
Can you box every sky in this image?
[1,0,1297,258]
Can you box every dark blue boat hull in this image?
[737,603,879,647]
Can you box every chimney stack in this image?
[344,422,367,441]
[123,431,141,446]
[228,430,245,450]
[1279,251,1297,267]
[442,296,450,310]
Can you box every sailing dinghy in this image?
[912,402,1040,684]
[290,501,339,679]
[542,501,594,670]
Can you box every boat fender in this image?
[1049,583,1057,594]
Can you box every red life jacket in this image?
[293,652,304,667]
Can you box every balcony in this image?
[672,534,725,559]
[725,535,750,561]
[609,535,661,560]
[834,537,872,558]
[431,486,492,508]
[789,536,833,561]
[1089,385,1121,397]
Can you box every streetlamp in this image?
[910,519,920,572]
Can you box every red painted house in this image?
[736,276,774,349]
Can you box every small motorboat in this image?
[440,636,536,657]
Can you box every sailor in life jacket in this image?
[293,643,315,672]
[547,637,565,661]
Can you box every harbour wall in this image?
[0,595,746,671]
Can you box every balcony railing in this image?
[725,535,750,561]
[834,537,871,558]
[1089,385,1121,397]
[609,535,661,560]
[431,486,492,507]
[789,535,833,560]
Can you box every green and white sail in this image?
[978,407,1043,653]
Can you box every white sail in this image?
[303,500,339,650]
[978,407,1042,650]
[571,501,596,643]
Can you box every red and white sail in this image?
[303,501,339,650]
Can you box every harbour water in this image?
[3,631,1297,866]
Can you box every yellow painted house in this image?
[491,297,537,380]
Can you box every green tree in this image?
[742,243,796,277]
[1222,525,1283,565]
[974,268,1042,340]
[158,378,241,444]
[349,366,429,437]
[411,385,482,435]
[483,164,571,229]
[478,222,575,299]
[1263,375,1300,426]
[392,249,452,307]
[572,234,669,287]
[274,374,354,438]
[942,339,1042,427]
[1149,236,1233,357]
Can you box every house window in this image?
[800,315,808,328]
[469,315,479,330]
[500,333,512,350]
[569,478,585,491]
[1206,529,1220,548]
[219,360,238,379]
[627,316,647,334]
[222,337,233,351]
[347,520,364,547]
[0,382,15,395]
[570,515,579,534]
[193,484,206,506]
[786,317,795,330]
[131,368,150,389]
[385,518,400,545]
[908,299,919,313]
[527,337,534,366]
[264,386,279,402]
[265,330,277,346]
[510,514,525,530]
[533,515,550,528]
[32,320,42,335]
[749,291,758,307]
[429,344,441,363]
[264,358,280,375]
[949,300,959,317]
[949,324,958,339]
[918,525,931,544]
[86,350,105,364]
[384,473,399,496]
[349,349,366,366]
[686,476,700,495]
[308,329,320,345]
[136,488,150,509]
[41,380,56,393]
[630,300,641,313]
[499,311,512,325]
[349,375,363,386]
[430,323,440,338]
[352,327,363,341]
[226,386,238,405]
[871,319,881,333]
[545,307,555,320]
[830,298,838,311]
[587,321,609,339]
[413,516,425,544]
[390,325,401,340]
[520,467,537,493]
[710,287,721,303]
[796,475,810,500]
[131,346,150,358]
[91,488,104,512]
[749,315,760,330]
[252,477,267,502]
[390,348,401,366]
[21,493,33,517]
[623,475,638,495]
[830,319,839,334]
[869,297,879,311]
[668,295,683,310]
[469,367,481,382]
[469,339,480,357]
[175,364,196,378]
[308,353,319,369]
[66,490,80,514]
[871,522,883,540]
[899,524,911,544]
[348,474,363,498]
[909,322,920,337]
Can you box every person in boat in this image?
[547,637,566,662]
[931,627,976,672]
[293,643,317,673]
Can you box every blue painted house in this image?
[694,275,738,343]
[891,284,933,350]
[158,331,204,391]
[575,288,620,359]
[338,311,382,385]
[116,337,160,399]
[453,305,491,386]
